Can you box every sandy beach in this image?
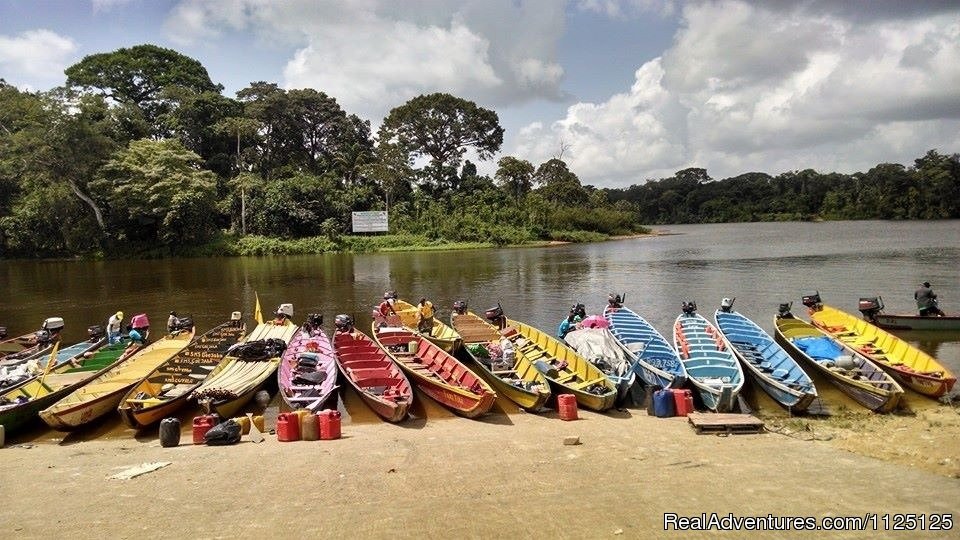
[2,387,958,540]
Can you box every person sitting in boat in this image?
[377,292,398,318]
[416,298,435,336]
[557,313,583,339]
[128,328,145,345]
[915,282,945,317]
[107,311,124,344]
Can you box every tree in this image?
[494,156,535,205]
[533,158,587,205]
[361,142,413,213]
[378,93,503,190]
[90,139,218,245]
[65,44,222,138]
[167,90,243,178]
[214,117,262,235]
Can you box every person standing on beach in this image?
[915,281,945,316]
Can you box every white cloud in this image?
[513,1,960,187]
[165,0,566,122]
[0,29,77,88]
[92,0,134,12]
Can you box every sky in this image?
[1,0,959,188]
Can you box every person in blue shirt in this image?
[557,314,583,339]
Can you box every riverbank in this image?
[1,403,958,539]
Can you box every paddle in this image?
[37,341,61,389]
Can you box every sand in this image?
[2,395,959,540]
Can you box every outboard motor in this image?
[606,293,623,309]
[170,315,194,332]
[858,297,884,321]
[385,291,398,300]
[35,329,51,343]
[570,303,587,320]
[304,313,324,331]
[720,297,735,313]
[275,303,294,320]
[484,304,506,329]
[777,302,794,319]
[452,300,468,315]
[801,292,822,310]
[87,325,105,340]
[42,317,65,338]
[0,326,7,339]
[681,301,697,315]
[334,314,354,333]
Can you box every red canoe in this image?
[371,324,496,418]
[332,328,413,423]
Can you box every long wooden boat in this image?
[380,299,463,353]
[604,305,687,389]
[563,327,637,401]
[40,328,195,430]
[808,303,956,398]
[504,318,617,412]
[0,339,138,434]
[0,336,105,393]
[451,310,551,411]
[117,318,246,429]
[714,308,818,411]
[191,318,297,418]
[372,323,495,418]
[774,314,903,412]
[0,334,62,368]
[332,326,413,422]
[855,295,960,331]
[673,308,744,412]
[278,323,339,412]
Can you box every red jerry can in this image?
[557,393,578,421]
[672,389,695,417]
[318,409,342,440]
[276,412,301,442]
[191,415,216,445]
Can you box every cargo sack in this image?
[204,419,242,445]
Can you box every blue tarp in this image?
[793,336,842,361]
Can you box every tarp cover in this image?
[793,336,842,361]
[563,328,630,376]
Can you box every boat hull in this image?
[278,327,339,413]
[674,312,744,412]
[604,306,687,389]
[333,329,413,423]
[873,313,960,331]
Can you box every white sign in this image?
[351,211,389,233]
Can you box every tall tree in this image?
[89,139,218,245]
[65,44,222,138]
[494,156,535,204]
[378,93,503,191]
[533,158,587,205]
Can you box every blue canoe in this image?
[604,306,687,389]
[674,310,744,412]
[714,309,818,412]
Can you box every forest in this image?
[0,44,957,259]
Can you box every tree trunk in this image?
[67,178,106,229]
[241,186,247,236]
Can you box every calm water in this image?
[2,220,958,435]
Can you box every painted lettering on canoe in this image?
[161,376,197,385]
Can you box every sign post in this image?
[351,211,389,233]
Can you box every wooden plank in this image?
[687,412,764,435]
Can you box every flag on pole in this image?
[254,291,263,324]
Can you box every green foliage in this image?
[90,138,218,245]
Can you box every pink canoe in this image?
[278,320,338,412]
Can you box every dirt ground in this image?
[1,388,959,539]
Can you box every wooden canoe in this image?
[379,299,463,353]
[674,311,744,412]
[604,305,687,389]
[0,331,45,360]
[333,328,413,423]
[40,329,195,430]
[714,309,818,412]
[0,337,105,394]
[278,326,339,412]
[451,311,551,411]
[0,333,62,368]
[0,339,130,434]
[117,319,246,429]
[809,303,956,398]
[372,323,495,418]
[191,319,298,418]
[774,315,903,413]
[504,318,617,412]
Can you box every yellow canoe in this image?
[451,311,551,411]
[191,319,297,418]
[117,319,247,429]
[808,304,956,398]
[505,318,616,412]
[384,299,462,353]
[40,329,196,430]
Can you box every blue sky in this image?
[2,1,959,187]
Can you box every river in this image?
[1,220,958,427]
